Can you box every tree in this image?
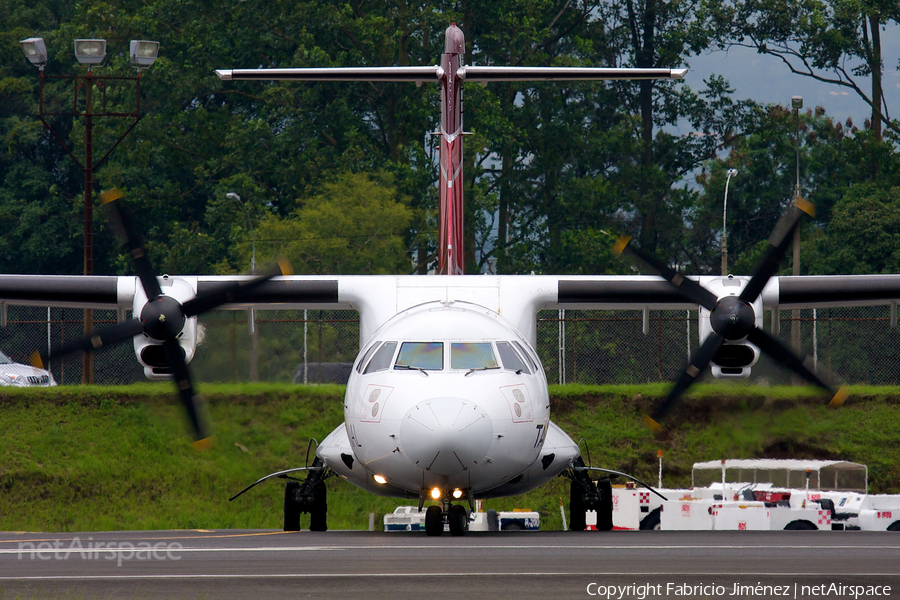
[707,0,900,140]
[252,171,414,275]
[806,183,900,274]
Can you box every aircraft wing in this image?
[0,275,344,311]
[5,273,900,344]
[554,275,900,310]
[6,274,900,309]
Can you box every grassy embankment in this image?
[2,383,899,532]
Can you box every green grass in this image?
[2,383,899,533]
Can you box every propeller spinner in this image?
[31,189,290,448]
[614,198,848,432]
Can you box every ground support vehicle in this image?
[384,506,540,532]
[611,459,900,531]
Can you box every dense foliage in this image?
[1,0,899,277]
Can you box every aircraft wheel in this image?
[283,481,301,532]
[784,520,817,530]
[639,508,661,531]
[309,483,328,532]
[596,478,614,531]
[569,480,587,531]
[448,504,468,537]
[425,505,443,536]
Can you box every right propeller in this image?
[31,189,291,448]
[613,198,848,432]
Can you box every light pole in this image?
[21,37,158,384]
[721,168,737,275]
[791,95,803,383]
[226,192,258,381]
[226,193,256,273]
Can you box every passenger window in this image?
[356,341,382,373]
[363,341,397,374]
[451,343,498,370]
[513,340,539,371]
[395,342,443,370]
[497,341,531,374]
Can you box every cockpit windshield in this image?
[395,342,443,370]
[0,351,12,365]
[451,343,498,370]
[496,341,531,374]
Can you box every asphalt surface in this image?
[1,529,898,599]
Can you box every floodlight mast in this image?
[216,24,687,275]
[20,36,157,383]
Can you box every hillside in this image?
[2,384,899,532]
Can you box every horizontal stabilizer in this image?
[459,66,687,82]
[216,66,444,83]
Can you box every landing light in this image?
[430,487,441,500]
[373,474,387,484]
[452,488,463,499]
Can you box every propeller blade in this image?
[745,327,848,407]
[162,338,212,449]
[646,332,725,430]
[100,189,162,300]
[613,236,718,311]
[739,199,815,303]
[30,319,146,369]
[181,261,291,318]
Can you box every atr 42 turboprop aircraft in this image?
[5,25,900,537]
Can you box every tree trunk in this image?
[868,13,883,142]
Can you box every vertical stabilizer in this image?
[438,24,466,275]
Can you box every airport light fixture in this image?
[20,35,157,383]
[74,39,107,65]
[721,168,738,275]
[20,38,48,68]
[130,40,159,69]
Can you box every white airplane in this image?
[5,25,900,536]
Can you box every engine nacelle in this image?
[698,275,763,379]
[132,276,198,381]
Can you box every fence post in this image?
[657,311,663,382]
[813,308,817,372]
[249,308,259,382]
[572,311,578,384]
[558,309,565,385]
[303,309,308,384]
[686,310,691,360]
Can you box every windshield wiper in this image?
[395,364,430,376]
[464,366,501,377]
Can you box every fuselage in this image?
[318,300,579,500]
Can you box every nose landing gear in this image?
[423,491,471,536]
[283,457,329,532]
[568,456,614,531]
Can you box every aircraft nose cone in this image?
[400,397,492,476]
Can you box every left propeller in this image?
[30,189,290,449]
[614,198,848,432]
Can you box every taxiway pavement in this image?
[1,529,898,599]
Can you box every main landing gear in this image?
[284,457,329,532]
[568,456,614,531]
[424,491,471,537]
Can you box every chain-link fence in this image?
[2,305,899,386]
[536,307,900,386]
